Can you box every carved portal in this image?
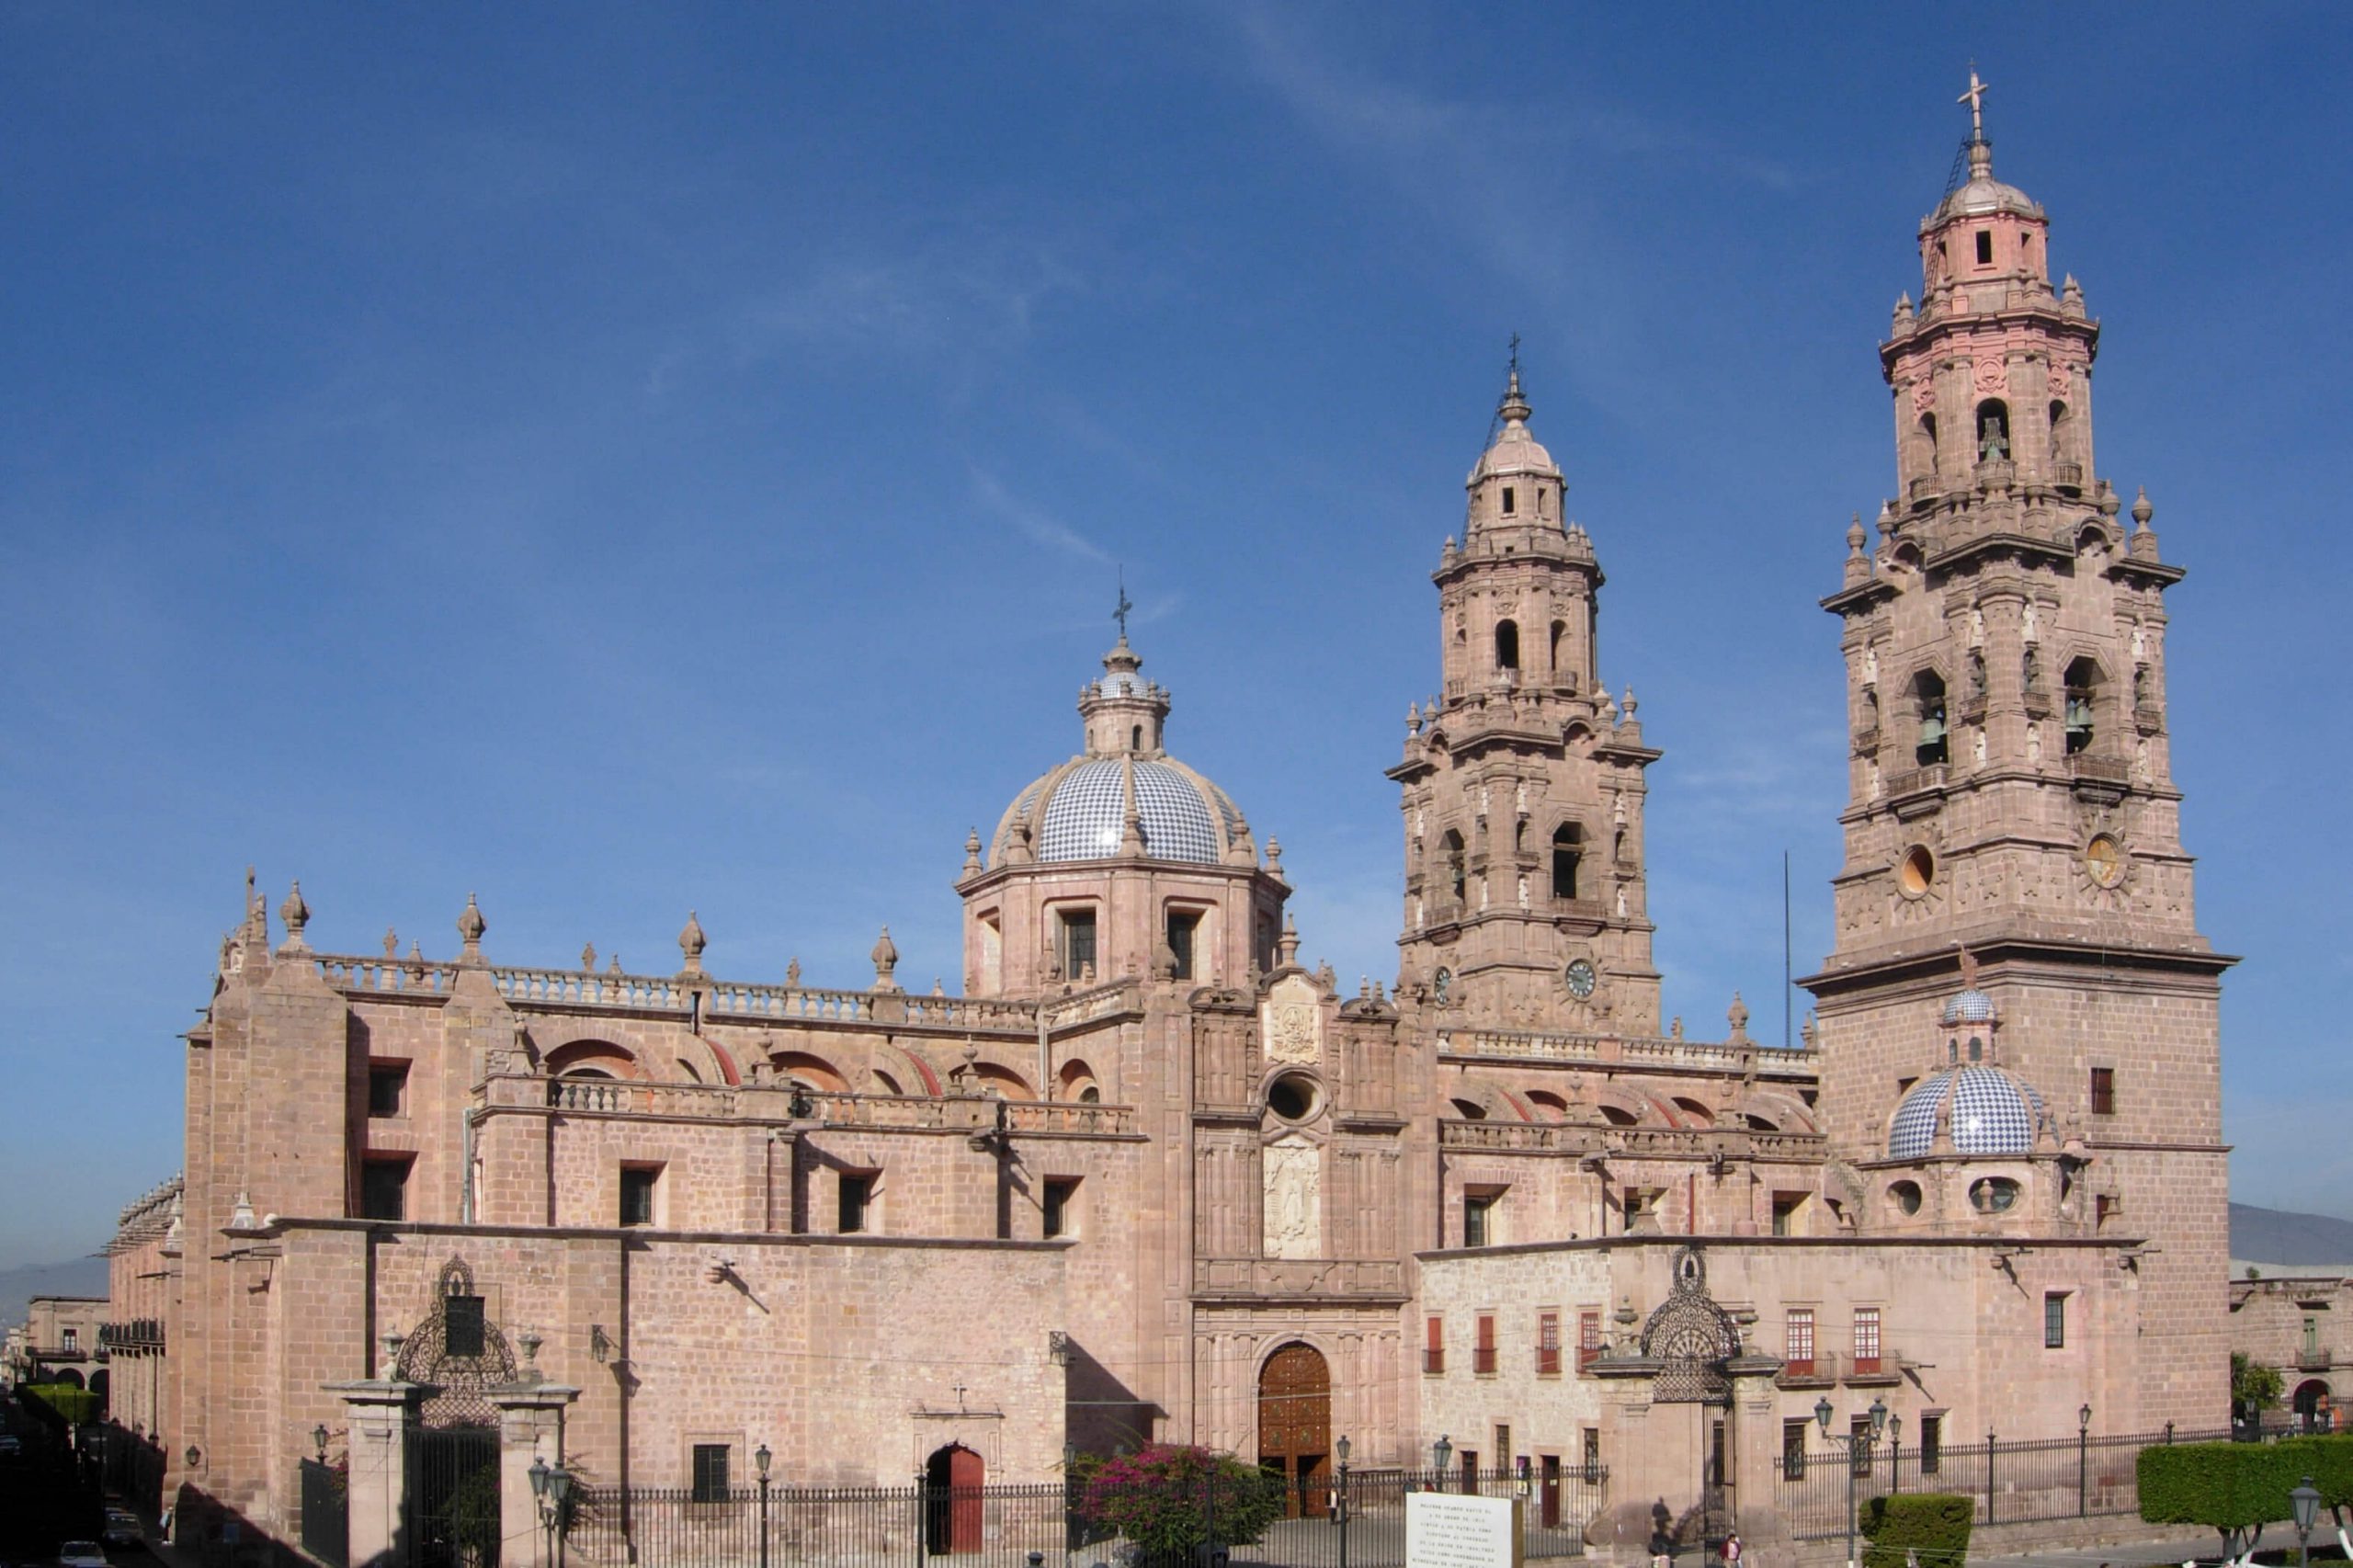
[1263,1138,1322,1259]
[1261,974,1322,1066]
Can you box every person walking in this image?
[1722,1531,1743,1567]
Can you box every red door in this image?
[926,1445,984,1554]
[1257,1342,1332,1518]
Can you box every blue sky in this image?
[3,4,2347,1270]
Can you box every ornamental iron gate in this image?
[392,1258,513,1568]
[1638,1248,1740,1553]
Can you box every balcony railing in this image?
[1846,1348,1903,1385]
[1537,1345,1562,1376]
[2299,1346,2336,1370]
[2053,460,2086,488]
[99,1321,165,1350]
[2070,754,2131,785]
[1425,1347,1445,1374]
[1474,1345,1498,1375]
[1777,1355,1836,1389]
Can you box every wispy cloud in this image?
[968,466,1110,562]
[742,239,1091,358]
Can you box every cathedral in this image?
[108,85,2230,1565]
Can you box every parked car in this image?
[57,1541,107,1568]
[103,1509,142,1546]
[0,1433,21,1455]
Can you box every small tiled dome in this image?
[1888,1066,2049,1161]
[1941,988,1997,1027]
[994,756,1248,867]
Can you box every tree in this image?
[1078,1445,1286,1567]
[2234,1352,2284,1422]
[2140,1434,2353,1561]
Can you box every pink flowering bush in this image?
[1078,1445,1286,1562]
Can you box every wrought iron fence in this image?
[563,1464,1608,1568]
[1773,1425,2236,1540]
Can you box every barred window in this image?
[692,1444,730,1502]
[1785,1308,1815,1374]
[1853,1307,1881,1373]
[1537,1312,1562,1376]
[1578,1310,1603,1369]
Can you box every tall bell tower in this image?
[1804,76,2232,1431]
[1391,367,1662,1034]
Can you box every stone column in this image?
[490,1382,582,1568]
[1726,1361,1792,1568]
[329,1380,421,1568]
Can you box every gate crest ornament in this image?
[392,1256,519,1427]
[1639,1246,1739,1405]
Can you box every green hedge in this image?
[2138,1434,2353,1548]
[19,1383,102,1427]
[1859,1493,1972,1568]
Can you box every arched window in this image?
[1131,724,1142,751]
[1967,650,1987,702]
[2063,657,2099,755]
[1918,413,1938,474]
[2048,401,2070,466]
[1913,670,1949,767]
[1442,830,1467,906]
[1550,620,1571,682]
[1495,619,1520,673]
[1551,824,1583,900]
[1975,399,2010,463]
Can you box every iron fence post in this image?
[1845,1437,1859,1568]
[1337,1462,1349,1568]
[758,1473,770,1568]
[2077,1427,2087,1517]
[915,1468,927,1568]
[1984,1430,1995,1526]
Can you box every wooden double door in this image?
[1257,1342,1332,1519]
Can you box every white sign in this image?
[1407,1492,1523,1568]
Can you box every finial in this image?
[961,827,983,877]
[786,956,801,987]
[1498,337,1531,425]
[1727,990,1750,1040]
[1958,942,1980,989]
[374,927,393,960]
[581,942,597,972]
[2131,486,2154,530]
[678,911,707,972]
[607,951,623,976]
[1621,686,1637,718]
[1277,915,1301,968]
[456,893,486,962]
[230,1190,257,1230]
[1801,1010,1818,1049]
[1113,568,1133,644]
[1671,1015,1684,1040]
[870,926,901,992]
[1265,836,1284,876]
[1892,292,1913,332]
[277,881,310,950]
[407,940,426,978]
[1959,64,1991,142]
[931,977,945,997]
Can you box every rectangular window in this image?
[1850,1416,1873,1476]
[1165,911,1199,981]
[1501,485,1517,516]
[691,1444,730,1502]
[1425,1314,1445,1375]
[2095,1193,2118,1227]
[445,1294,485,1358]
[1919,1414,1942,1475]
[620,1165,660,1228]
[1474,1312,1498,1375]
[838,1172,873,1234]
[1975,230,1994,265]
[2044,1291,2067,1349]
[1042,1176,1080,1239]
[1771,1192,1806,1237]
[2090,1067,2116,1117]
[1059,909,1097,980]
[1495,1425,1512,1471]
[1782,1419,1809,1480]
[1581,1428,1601,1484]
[1459,1450,1479,1490]
[1853,1306,1881,1375]
[368,1062,409,1118]
[1578,1310,1603,1369]
[1785,1308,1815,1376]
[1536,1312,1562,1376]
[61,1327,78,1351]
[1464,1192,1497,1248]
[360,1158,409,1221]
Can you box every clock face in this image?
[2086,835,2125,888]
[1433,967,1452,1004]
[1565,960,1597,999]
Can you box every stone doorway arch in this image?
[1640,1248,1742,1552]
[925,1444,984,1555]
[1257,1341,1332,1519]
[2294,1378,2334,1432]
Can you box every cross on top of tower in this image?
[1959,65,1990,141]
[1113,570,1133,642]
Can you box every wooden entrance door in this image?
[925,1444,984,1554]
[1257,1342,1332,1518]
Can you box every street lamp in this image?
[2078,1403,2093,1517]
[1433,1435,1452,1491]
[529,1455,575,1568]
[2291,1475,2320,1568]
[756,1442,773,1568]
[1335,1436,1351,1568]
[313,1424,329,1464]
[1816,1400,1888,1568]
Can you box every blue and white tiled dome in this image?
[1941,988,1998,1026]
[1887,1066,2049,1160]
[994,755,1250,867]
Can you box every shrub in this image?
[1078,1445,1287,1565]
[20,1384,102,1427]
[2138,1434,2353,1558]
[1859,1492,1972,1568]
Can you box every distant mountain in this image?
[2232,1203,2353,1268]
[0,1256,108,1331]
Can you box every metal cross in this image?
[1507,332,1520,374]
[1113,570,1132,641]
[1959,66,1989,139]
[951,1381,968,1411]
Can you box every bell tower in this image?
[1390,365,1661,1033]
[1804,75,2231,1432]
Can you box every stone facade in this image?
[2229,1272,2353,1431]
[6,1294,108,1393]
[101,89,2234,1568]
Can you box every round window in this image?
[1969,1176,2021,1213]
[1889,1180,1924,1216]
[1898,846,1937,897]
[1267,1074,1321,1122]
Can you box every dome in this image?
[1931,173,2043,223]
[993,756,1250,867]
[1466,369,1561,484]
[1941,988,1997,1026]
[1887,1066,2049,1161]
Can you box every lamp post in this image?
[531,1454,575,1568]
[2292,1475,2320,1568]
[529,1456,552,1568]
[1336,1436,1351,1568]
[1817,1396,1888,1568]
[756,1443,773,1568]
[1433,1435,1452,1493]
[313,1424,329,1465]
[2077,1403,2092,1518]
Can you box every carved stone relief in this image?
[1260,974,1323,1066]
[1263,1137,1322,1260]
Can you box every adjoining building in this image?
[106,87,2231,1567]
